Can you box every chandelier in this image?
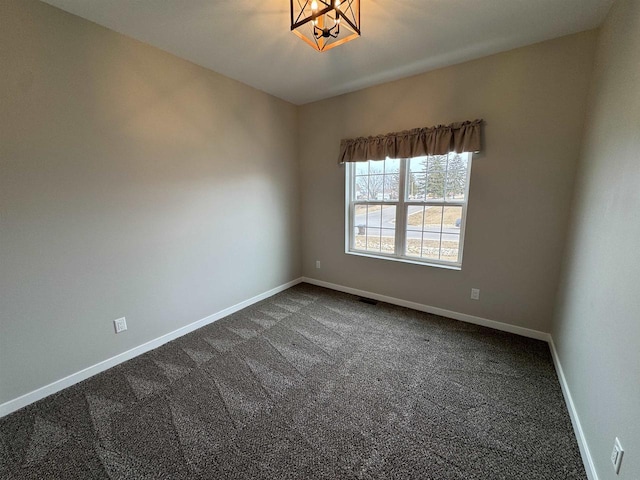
[290,0,361,52]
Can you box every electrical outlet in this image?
[471,288,480,300]
[113,317,127,334]
[316,260,321,269]
[611,437,624,474]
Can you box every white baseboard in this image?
[301,277,550,341]
[0,277,303,418]
[548,337,599,480]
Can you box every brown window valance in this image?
[338,119,483,163]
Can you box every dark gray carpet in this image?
[0,283,586,479]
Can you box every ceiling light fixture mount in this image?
[290,0,361,52]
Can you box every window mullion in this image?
[396,159,408,256]
[443,152,450,201]
[349,163,355,251]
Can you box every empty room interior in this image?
[1,0,638,478]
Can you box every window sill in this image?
[345,250,462,271]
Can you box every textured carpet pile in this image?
[0,283,586,479]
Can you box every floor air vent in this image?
[359,297,378,305]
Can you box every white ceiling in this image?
[41,0,613,105]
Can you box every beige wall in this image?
[553,0,640,477]
[4,13,634,480]
[299,31,597,333]
[0,0,300,404]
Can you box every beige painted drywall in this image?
[0,0,300,405]
[553,0,640,478]
[299,31,597,333]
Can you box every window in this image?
[345,152,472,268]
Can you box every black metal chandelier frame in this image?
[290,0,361,52]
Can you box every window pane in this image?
[367,175,384,200]
[385,158,400,173]
[355,176,368,200]
[407,206,446,232]
[421,237,441,261]
[405,206,424,257]
[406,206,424,231]
[442,206,463,229]
[405,236,422,258]
[407,173,426,201]
[365,205,382,228]
[406,222,444,260]
[426,156,447,200]
[353,205,396,254]
[369,160,385,175]
[355,162,368,176]
[354,204,383,227]
[409,156,427,173]
[441,233,460,262]
[445,153,468,201]
[381,228,395,253]
[353,215,366,248]
[423,206,443,232]
[403,206,462,263]
[383,173,400,200]
[366,229,382,252]
[408,157,427,201]
[380,205,396,227]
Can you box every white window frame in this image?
[344,153,472,270]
